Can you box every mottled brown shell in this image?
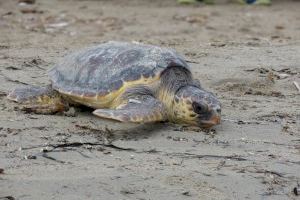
[48,41,189,98]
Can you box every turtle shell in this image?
[48,41,189,107]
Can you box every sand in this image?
[0,0,299,199]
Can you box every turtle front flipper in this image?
[93,96,167,123]
[7,85,68,114]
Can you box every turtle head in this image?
[172,86,221,128]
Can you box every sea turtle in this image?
[7,41,221,127]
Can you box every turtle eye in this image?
[192,102,207,114]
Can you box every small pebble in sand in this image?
[294,187,300,196]
[182,191,192,196]
[18,0,35,4]
[24,155,37,160]
[0,196,15,200]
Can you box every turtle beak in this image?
[200,113,221,128]
[208,115,221,125]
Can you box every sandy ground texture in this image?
[0,0,300,199]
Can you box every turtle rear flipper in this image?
[7,85,68,114]
[93,96,167,123]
